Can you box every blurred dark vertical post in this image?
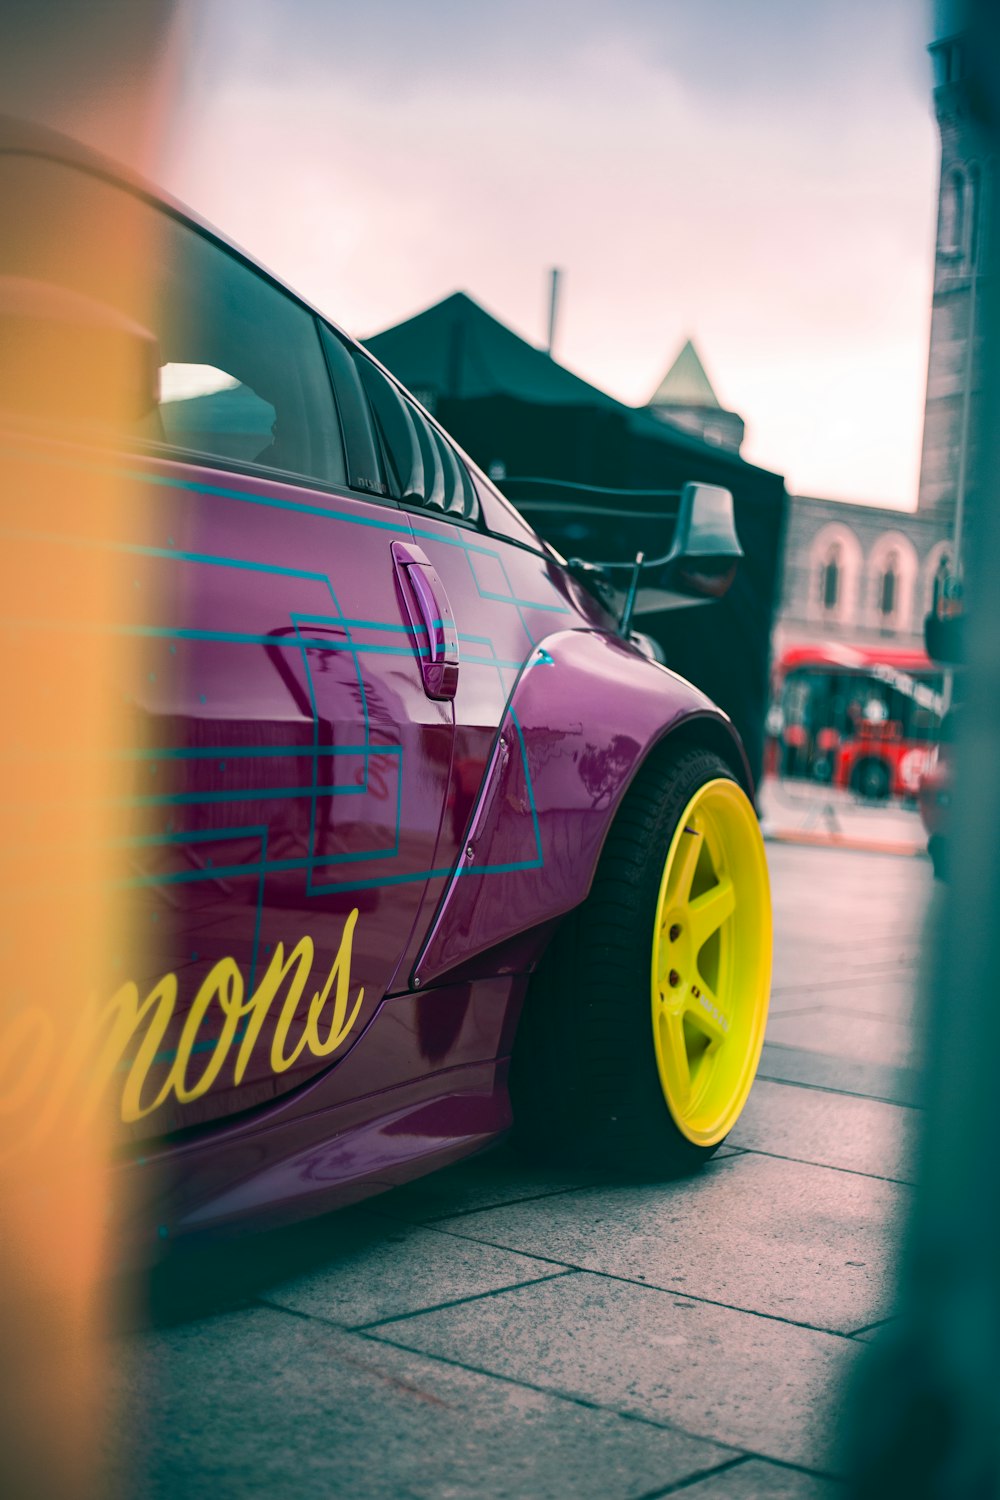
[848,1,1000,1494]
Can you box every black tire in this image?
[852,757,891,802]
[511,743,745,1177]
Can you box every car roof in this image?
[0,112,359,345]
[0,112,540,536]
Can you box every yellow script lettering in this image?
[165,958,244,1105]
[90,975,177,1124]
[303,906,364,1059]
[0,910,366,1133]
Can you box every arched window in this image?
[867,531,918,634]
[940,167,967,255]
[806,523,862,626]
[879,551,899,621]
[820,546,841,611]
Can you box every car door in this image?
[1,150,455,1136]
[340,365,577,989]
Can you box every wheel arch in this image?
[412,628,753,989]
[509,735,771,1166]
[644,710,753,800]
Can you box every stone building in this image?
[646,339,746,455]
[773,496,952,657]
[917,18,987,542]
[767,6,982,659]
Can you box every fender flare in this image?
[412,628,751,987]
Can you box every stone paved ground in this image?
[108,844,932,1499]
[758,775,927,855]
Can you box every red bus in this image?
[768,643,945,801]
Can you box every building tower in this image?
[646,339,745,455]
[917,7,989,558]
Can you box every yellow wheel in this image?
[651,778,771,1148]
[511,743,772,1173]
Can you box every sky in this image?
[32,0,945,508]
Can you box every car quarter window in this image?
[0,152,347,490]
[353,351,423,501]
[352,351,480,526]
[317,324,389,499]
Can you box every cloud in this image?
[158,0,937,505]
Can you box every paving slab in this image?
[768,976,918,1023]
[680,1457,845,1497]
[763,1008,919,1069]
[107,1303,731,1500]
[371,1144,597,1224]
[758,778,926,858]
[370,1142,744,1229]
[264,1214,566,1327]
[769,961,921,1008]
[428,1152,905,1334]
[729,1079,917,1183]
[764,846,930,996]
[368,1272,857,1472]
[757,1044,922,1108]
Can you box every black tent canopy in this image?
[366,292,787,785]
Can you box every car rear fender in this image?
[411,628,750,988]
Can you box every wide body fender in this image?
[413,628,750,987]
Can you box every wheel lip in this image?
[650,776,772,1147]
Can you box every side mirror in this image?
[0,276,161,432]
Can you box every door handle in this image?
[391,540,459,700]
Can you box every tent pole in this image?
[547,267,561,356]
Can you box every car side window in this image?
[0,152,347,489]
[153,232,346,486]
[352,352,479,525]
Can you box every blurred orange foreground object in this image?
[0,5,184,1496]
[0,203,150,1500]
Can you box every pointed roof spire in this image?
[648,338,721,409]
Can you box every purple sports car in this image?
[0,120,771,1249]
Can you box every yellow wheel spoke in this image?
[684,983,729,1047]
[657,1008,691,1103]
[664,824,703,907]
[688,875,735,951]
